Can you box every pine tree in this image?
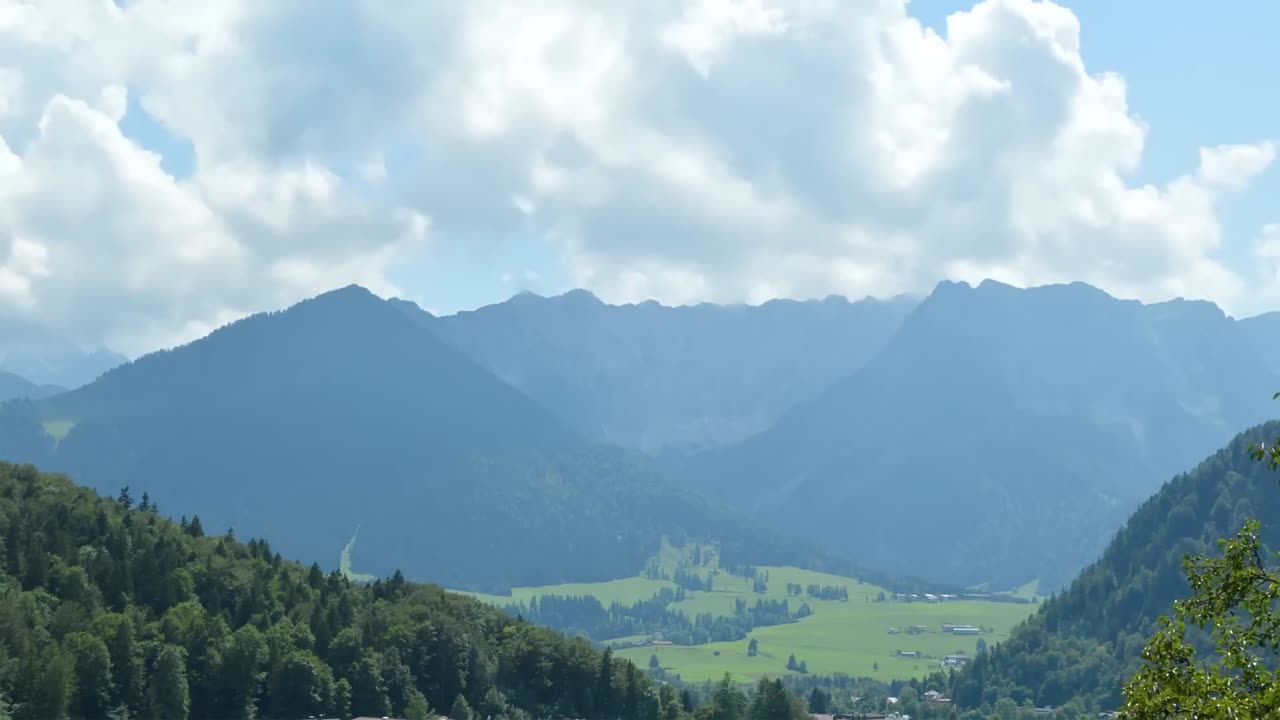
[451,694,475,720]
[144,645,189,720]
[405,690,432,720]
[597,648,616,718]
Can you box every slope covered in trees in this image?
[686,280,1280,589]
[0,461,690,720]
[0,286,917,594]
[950,420,1280,711]
[399,289,915,453]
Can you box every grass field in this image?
[453,558,1037,684]
[42,419,76,443]
[460,576,677,607]
[619,591,1031,683]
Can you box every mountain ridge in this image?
[405,288,917,453]
[682,279,1280,590]
[0,369,64,403]
[0,284,943,595]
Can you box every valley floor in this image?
[459,564,1036,684]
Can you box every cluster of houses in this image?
[886,623,983,636]
[892,592,992,603]
[890,650,970,669]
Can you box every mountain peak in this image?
[298,284,381,308]
[555,288,604,306]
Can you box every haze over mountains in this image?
[0,326,127,389]
[0,370,64,403]
[0,286,893,593]
[394,289,916,453]
[1,278,1278,601]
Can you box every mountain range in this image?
[2,279,1278,599]
[394,289,915,453]
[0,286,907,594]
[0,321,126,388]
[0,370,64,403]
[678,280,1280,589]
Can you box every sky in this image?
[1,0,1278,357]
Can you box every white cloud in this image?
[0,0,1274,356]
[1198,143,1277,190]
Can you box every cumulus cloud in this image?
[0,0,1274,355]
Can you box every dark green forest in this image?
[950,420,1280,710]
[0,461,693,720]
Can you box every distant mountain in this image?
[0,369,64,402]
[951,421,1280,710]
[0,341,125,389]
[683,280,1280,590]
[394,289,916,453]
[0,286,916,593]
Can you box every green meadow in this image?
[454,555,1037,684]
[618,590,1030,683]
[461,575,676,607]
[41,419,76,443]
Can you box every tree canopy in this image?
[0,461,682,720]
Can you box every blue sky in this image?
[5,0,1279,354]
[911,0,1278,272]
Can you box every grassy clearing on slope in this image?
[339,528,378,585]
[1009,579,1041,599]
[42,419,76,443]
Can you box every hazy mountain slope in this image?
[0,329,125,388]
[951,421,1280,710]
[0,370,64,402]
[685,280,1280,590]
[398,290,916,453]
[0,286,918,594]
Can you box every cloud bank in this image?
[0,0,1273,355]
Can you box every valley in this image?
[7,8,1279,716]
[4,280,1280,717]
[446,543,1038,684]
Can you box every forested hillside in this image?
[0,461,697,720]
[403,290,915,453]
[0,286,917,594]
[950,420,1280,710]
[687,280,1280,589]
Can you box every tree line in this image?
[506,592,796,647]
[0,462,729,720]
